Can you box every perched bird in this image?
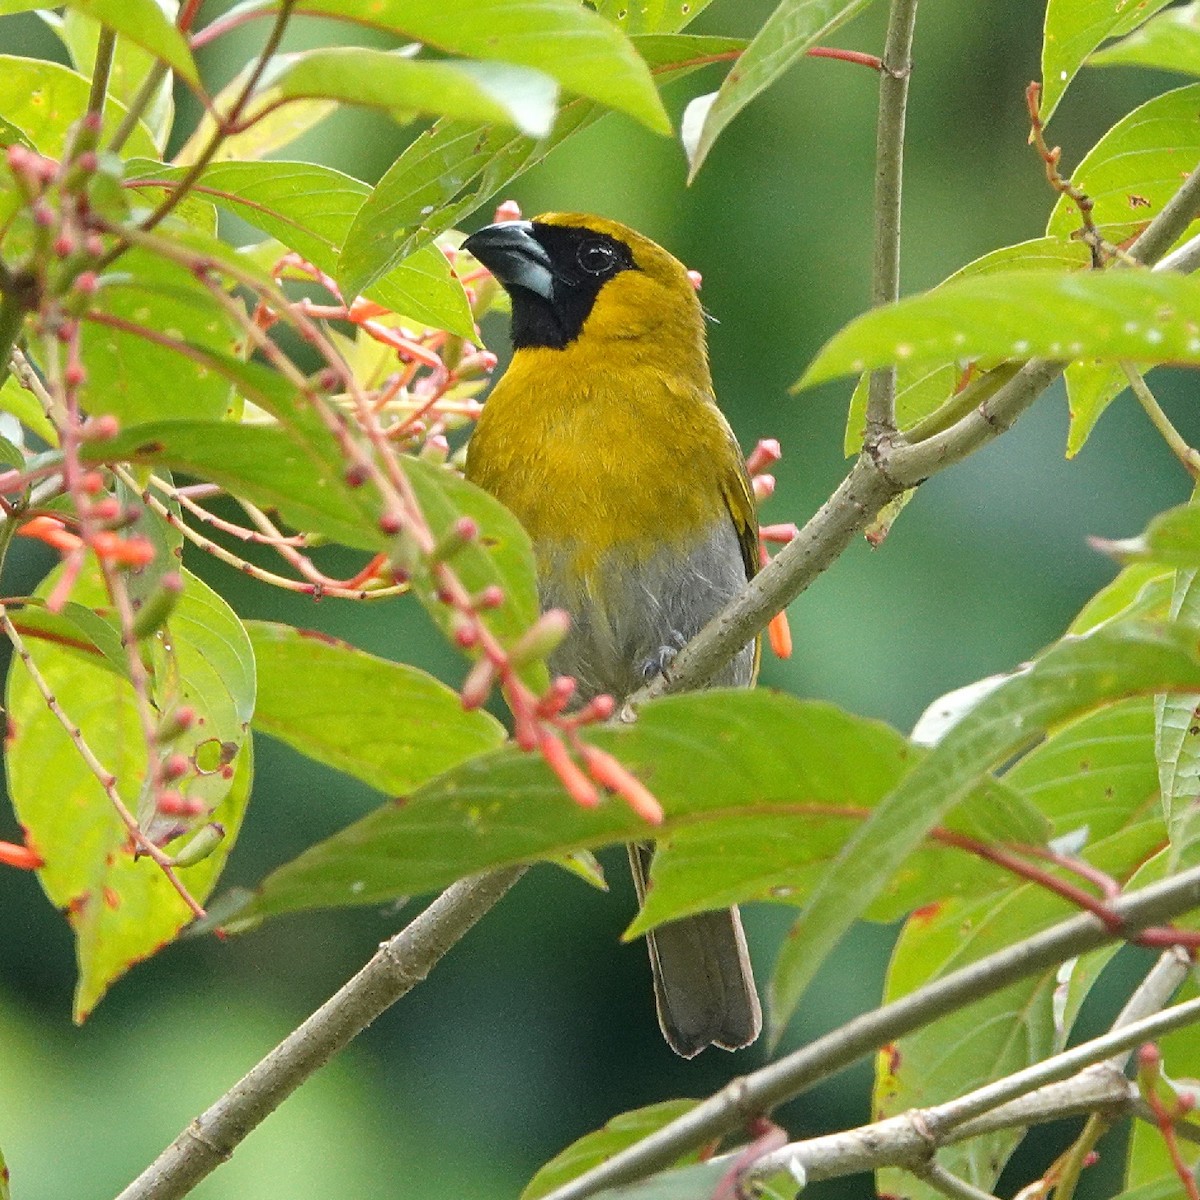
[463,213,761,1057]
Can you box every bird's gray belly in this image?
[537,520,755,702]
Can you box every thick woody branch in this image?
[114,867,525,1200]
[639,159,1200,703]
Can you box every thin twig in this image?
[114,467,404,601]
[1049,1112,1109,1200]
[1123,363,1200,477]
[107,65,169,155]
[917,1162,1001,1200]
[86,27,117,121]
[101,0,295,262]
[863,0,918,443]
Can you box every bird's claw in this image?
[641,630,688,682]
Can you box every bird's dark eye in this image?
[577,240,617,276]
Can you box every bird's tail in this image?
[627,843,762,1058]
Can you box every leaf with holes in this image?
[6,565,254,1020]
[1047,83,1200,244]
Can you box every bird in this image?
[462,212,761,1057]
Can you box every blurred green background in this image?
[0,2,1195,1198]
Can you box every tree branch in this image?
[636,159,1200,705]
[535,865,1200,1200]
[114,866,526,1200]
[714,995,1200,1193]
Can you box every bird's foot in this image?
[641,630,688,682]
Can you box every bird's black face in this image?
[463,220,637,350]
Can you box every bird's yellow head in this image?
[463,213,706,358]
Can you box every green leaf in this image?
[0,371,57,445]
[1156,561,1200,872]
[875,894,1059,1199]
[1069,563,1173,633]
[265,48,558,139]
[247,620,505,795]
[522,1101,699,1200]
[683,0,873,180]
[174,62,335,165]
[1089,1,1200,77]
[1005,697,1160,845]
[625,717,1049,939]
[62,0,198,85]
[227,0,668,133]
[82,248,240,425]
[368,242,474,337]
[0,54,157,160]
[337,34,728,296]
[1046,82,1200,244]
[0,113,34,150]
[217,692,1037,928]
[877,694,1168,1200]
[1094,501,1200,569]
[843,238,1092,455]
[400,454,542,671]
[1064,360,1130,457]
[1002,696,1167,1039]
[799,268,1200,390]
[1115,1177,1200,1200]
[123,159,474,334]
[1040,0,1173,122]
[878,822,1170,1198]
[768,619,1200,1039]
[124,158,364,270]
[7,598,128,678]
[587,1162,727,1200]
[338,112,591,301]
[6,566,254,1020]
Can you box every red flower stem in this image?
[141,475,403,599]
[1141,1050,1200,1200]
[171,488,309,547]
[807,46,884,70]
